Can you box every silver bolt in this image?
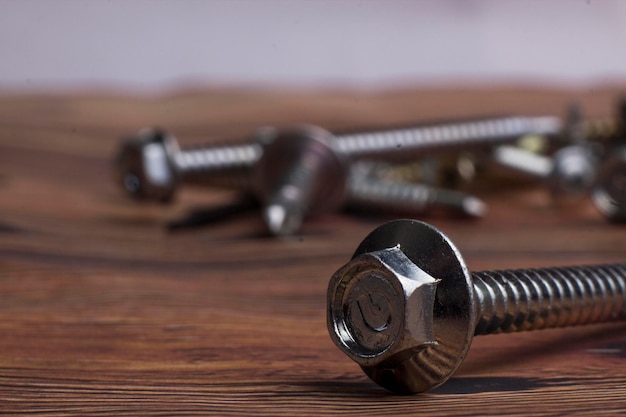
[327,219,626,394]
[592,145,626,222]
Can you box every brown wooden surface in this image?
[1,86,626,415]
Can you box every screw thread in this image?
[173,142,262,189]
[345,178,486,217]
[334,116,562,161]
[473,264,626,335]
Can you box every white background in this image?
[2,0,626,92]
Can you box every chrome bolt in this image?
[592,145,626,222]
[115,128,270,202]
[327,219,626,394]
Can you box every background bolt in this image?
[490,144,598,201]
[327,219,626,394]
[346,162,487,218]
[592,145,626,222]
[115,128,267,202]
[252,125,348,236]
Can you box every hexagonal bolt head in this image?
[115,129,179,202]
[592,145,626,222]
[328,245,440,367]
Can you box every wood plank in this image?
[1,86,625,415]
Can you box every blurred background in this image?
[2,0,626,93]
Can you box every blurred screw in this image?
[490,144,598,201]
[328,219,626,394]
[346,161,487,218]
[592,145,626,222]
[484,104,605,201]
[116,128,266,202]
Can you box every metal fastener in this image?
[116,117,561,202]
[327,219,626,394]
[346,162,487,218]
[592,145,626,222]
[490,144,598,201]
[115,127,269,202]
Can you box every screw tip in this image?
[462,196,488,218]
[263,204,304,236]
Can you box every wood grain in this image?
[1,85,625,415]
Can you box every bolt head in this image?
[548,145,597,201]
[253,125,348,235]
[327,219,475,394]
[592,145,626,222]
[328,246,439,366]
[115,129,179,202]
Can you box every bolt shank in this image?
[473,264,626,335]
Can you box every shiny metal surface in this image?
[345,169,487,218]
[115,128,264,200]
[252,125,348,236]
[592,145,626,222]
[335,116,562,161]
[116,116,558,234]
[327,219,626,394]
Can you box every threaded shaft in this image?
[334,116,562,161]
[345,178,486,217]
[473,264,626,335]
[173,142,262,189]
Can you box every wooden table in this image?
[1,87,625,415]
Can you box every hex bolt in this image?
[117,116,560,202]
[592,145,626,222]
[327,219,626,394]
[115,127,270,202]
